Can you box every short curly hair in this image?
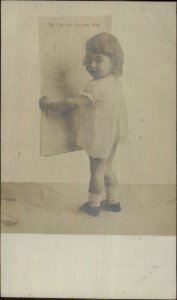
[85,32,124,76]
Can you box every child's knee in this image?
[89,158,107,193]
[91,173,104,186]
[90,161,106,178]
[89,173,105,193]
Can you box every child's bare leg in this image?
[88,157,108,207]
[104,145,118,187]
[104,145,120,205]
[80,157,107,216]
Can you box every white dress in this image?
[77,74,128,158]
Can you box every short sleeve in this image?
[80,80,105,103]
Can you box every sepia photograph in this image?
[1,1,176,299]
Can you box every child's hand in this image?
[39,96,50,111]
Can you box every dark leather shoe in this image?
[79,202,100,217]
[101,200,121,212]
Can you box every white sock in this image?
[106,187,119,204]
[89,193,102,207]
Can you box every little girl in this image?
[39,32,128,217]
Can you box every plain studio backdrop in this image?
[1,1,176,185]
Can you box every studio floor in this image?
[1,182,176,235]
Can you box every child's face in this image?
[84,52,114,79]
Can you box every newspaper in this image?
[39,16,111,155]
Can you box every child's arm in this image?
[39,95,91,113]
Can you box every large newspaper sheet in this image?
[39,16,111,156]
